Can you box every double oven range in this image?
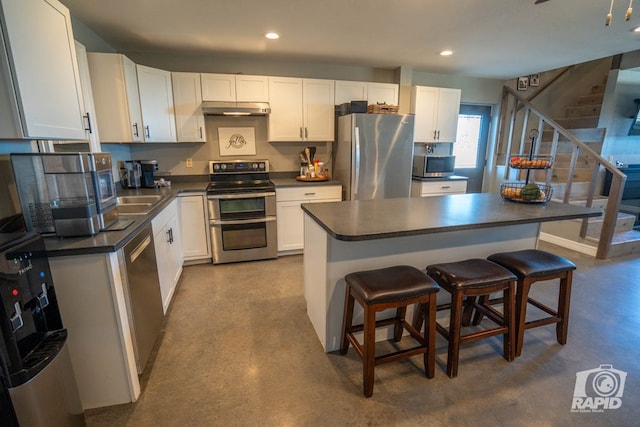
[207,160,277,264]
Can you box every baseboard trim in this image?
[539,232,598,257]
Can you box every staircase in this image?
[494,83,638,259]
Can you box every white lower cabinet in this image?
[152,199,183,313]
[178,193,211,264]
[411,179,467,197]
[276,185,341,252]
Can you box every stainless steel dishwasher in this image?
[119,224,164,374]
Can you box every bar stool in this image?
[415,258,516,378]
[340,265,440,397]
[487,249,576,357]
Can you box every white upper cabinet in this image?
[0,0,86,140]
[268,77,334,142]
[410,85,461,143]
[73,41,100,151]
[334,81,368,105]
[136,65,177,143]
[334,81,399,106]
[367,83,399,106]
[171,72,205,142]
[87,53,144,142]
[201,73,269,102]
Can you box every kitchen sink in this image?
[116,195,163,215]
[116,195,163,204]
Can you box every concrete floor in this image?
[85,242,640,426]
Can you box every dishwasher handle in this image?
[130,234,152,263]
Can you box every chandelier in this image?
[606,0,633,25]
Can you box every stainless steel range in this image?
[207,160,277,264]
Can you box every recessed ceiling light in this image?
[633,26,640,32]
[265,32,280,40]
[440,50,454,56]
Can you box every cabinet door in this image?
[268,76,304,141]
[411,86,439,143]
[73,41,100,151]
[335,80,368,105]
[0,0,85,140]
[179,194,211,261]
[235,75,269,102]
[152,200,182,314]
[87,53,143,143]
[201,73,236,101]
[276,200,304,251]
[172,72,206,142]
[303,78,334,141]
[137,65,177,142]
[435,88,461,143]
[367,83,399,106]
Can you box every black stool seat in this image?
[419,258,516,378]
[487,249,576,277]
[346,265,440,304]
[340,265,440,397]
[486,249,576,357]
[427,258,517,289]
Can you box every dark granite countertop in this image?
[412,175,469,182]
[271,177,342,188]
[301,192,602,241]
[43,181,209,257]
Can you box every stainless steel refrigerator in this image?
[334,113,415,200]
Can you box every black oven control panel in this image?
[209,160,269,174]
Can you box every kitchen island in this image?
[301,193,602,352]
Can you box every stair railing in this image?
[496,85,627,259]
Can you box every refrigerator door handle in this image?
[354,127,361,195]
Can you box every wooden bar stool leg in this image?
[393,306,407,342]
[515,279,531,358]
[340,286,354,355]
[447,290,464,378]
[556,270,573,345]
[504,283,515,361]
[363,305,376,398]
[425,296,437,379]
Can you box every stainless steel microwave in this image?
[412,155,456,177]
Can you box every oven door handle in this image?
[210,217,276,226]
[208,192,275,200]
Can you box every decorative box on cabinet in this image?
[410,86,461,143]
[201,73,269,102]
[87,53,144,143]
[178,193,211,264]
[172,72,206,142]
[276,185,341,252]
[411,179,467,197]
[0,0,86,140]
[268,77,334,142]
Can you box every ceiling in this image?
[60,0,640,79]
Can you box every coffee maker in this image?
[138,160,158,188]
[123,160,157,188]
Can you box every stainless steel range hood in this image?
[201,101,271,116]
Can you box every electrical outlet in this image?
[186,158,193,168]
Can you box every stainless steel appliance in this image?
[334,113,415,200]
[10,153,118,237]
[122,160,158,188]
[0,232,83,427]
[119,224,164,374]
[207,160,277,264]
[412,154,456,178]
